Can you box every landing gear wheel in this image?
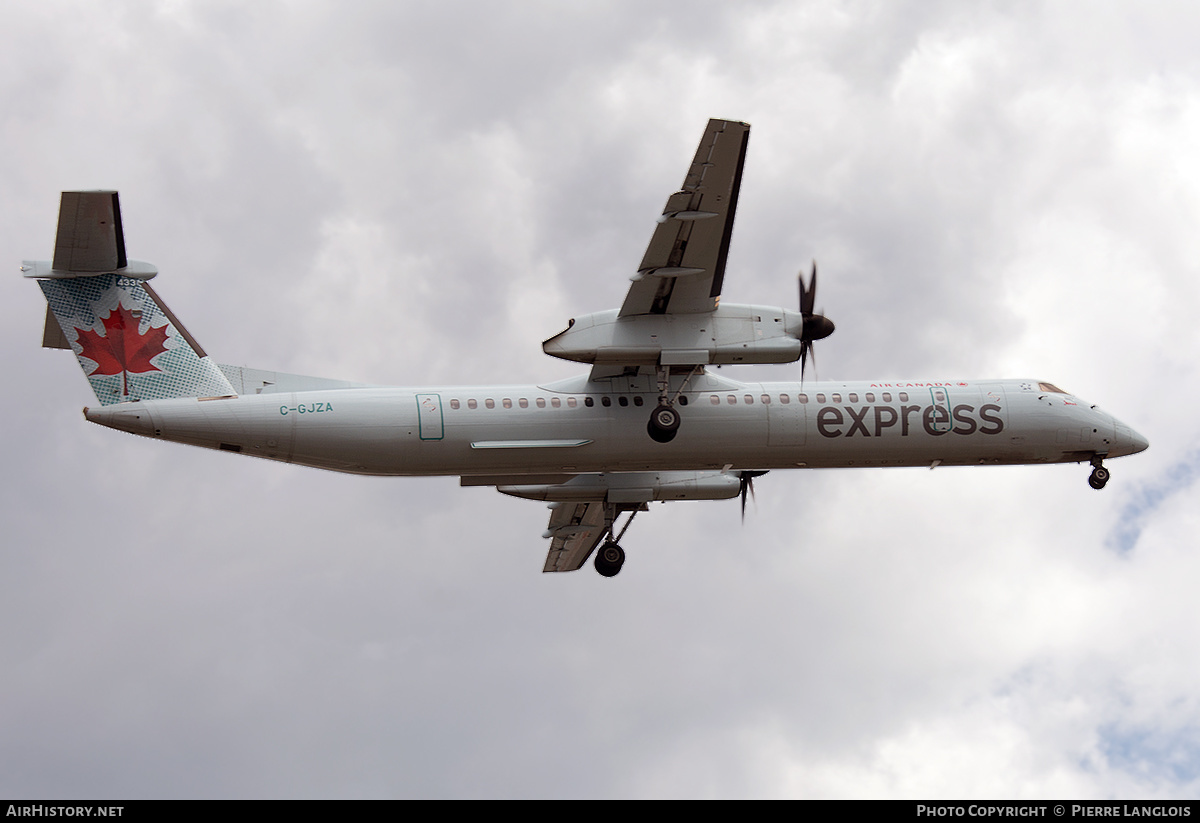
[1089,466,1110,490]
[647,404,681,443]
[594,542,625,577]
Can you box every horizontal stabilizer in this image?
[54,191,127,273]
[25,192,157,280]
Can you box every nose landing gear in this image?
[1088,455,1110,490]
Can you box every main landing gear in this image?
[593,505,641,577]
[594,541,626,577]
[646,365,699,444]
[1088,455,1110,490]
[647,404,681,443]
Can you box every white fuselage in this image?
[83,372,1148,477]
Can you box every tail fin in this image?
[25,191,236,405]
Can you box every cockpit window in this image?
[1038,382,1068,394]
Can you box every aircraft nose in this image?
[1114,422,1149,456]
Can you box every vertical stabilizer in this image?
[28,191,236,405]
[38,275,236,404]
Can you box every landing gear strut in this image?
[1088,455,1110,490]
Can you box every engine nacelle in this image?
[542,303,806,367]
[498,471,742,503]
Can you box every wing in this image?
[463,470,742,573]
[542,501,609,572]
[619,119,750,317]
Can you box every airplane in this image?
[25,119,1148,577]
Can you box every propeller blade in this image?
[797,260,831,385]
[808,261,818,313]
[799,261,818,316]
[738,471,767,523]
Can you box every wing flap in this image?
[542,501,608,573]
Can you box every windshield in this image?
[1038,382,1068,394]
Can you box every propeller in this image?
[738,471,768,522]
[798,261,835,383]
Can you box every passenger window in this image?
[567,397,577,408]
[633,396,644,406]
[832,393,842,403]
[467,399,477,410]
[503,398,513,409]
[761,394,770,404]
[798,394,807,404]
[584,397,594,407]
[780,394,791,404]
[865,393,874,402]
[900,392,909,402]
[848,393,858,402]
[618,396,628,407]
[485,399,495,409]
[679,396,688,406]
[745,395,754,404]
[728,395,737,405]
[551,397,561,408]
[711,395,721,405]
[518,398,528,409]
[882,392,891,402]
[816,393,826,403]
[536,397,546,408]
[601,396,611,407]
[450,399,460,410]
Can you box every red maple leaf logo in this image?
[74,304,170,396]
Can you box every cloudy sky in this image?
[3,0,1198,799]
